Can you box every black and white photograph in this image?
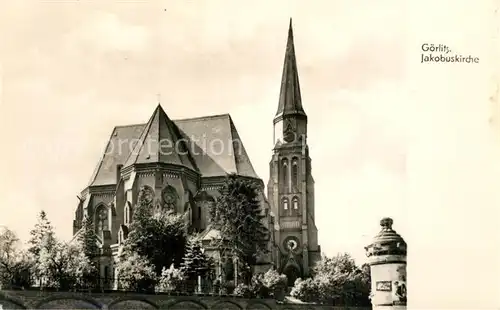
[0,1,497,309]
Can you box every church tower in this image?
[268,19,321,286]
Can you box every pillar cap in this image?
[365,217,406,257]
[380,217,393,229]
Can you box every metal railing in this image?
[1,276,268,299]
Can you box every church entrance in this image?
[283,265,300,287]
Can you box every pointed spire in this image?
[274,18,306,120]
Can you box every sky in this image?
[0,1,498,308]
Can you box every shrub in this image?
[289,253,371,306]
[234,283,252,298]
[262,269,287,290]
[156,264,185,293]
[290,278,319,302]
[222,280,235,295]
[116,252,157,292]
[250,273,271,298]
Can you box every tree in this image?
[77,215,100,287]
[38,240,96,289]
[356,263,372,304]
[28,210,56,285]
[180,238,213,281]
[180,238,214,292]
[118,188,187,275]
[116,252,156,292]
[313,253,358,277]
[28,210,55,257]
[0,227,33,288]
[290,253,371,306]
[77,214,99,261]
[64,243,98,289]
[208,174,268,284]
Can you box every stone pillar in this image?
[233,256,238,286]
[365,218,407,310]
[216,250,222,279]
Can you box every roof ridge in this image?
[114,123,146,129]
[160,106,199,170]
[227,117,259,179]
[88,129,118,186]
[173,113,230,122]
[123,108,157,167]
[226,117,238,175]
[155,106,162,164]
[111,114,232,129]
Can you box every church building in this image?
[72,20,320,288]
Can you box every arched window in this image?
[124,204,130,225]
[95,205,109,234]
[281,158,289,192]
[118,230,123,244]
[292,196,299,210]
[292,158,299,191]
[162,185,179,211]
[195,191,215,229]
[282,198,289,210]
[104,266,110,284]
[139,186,155,205]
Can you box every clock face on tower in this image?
[283,236,300,253]
[287,239,298,251]
[283,130,295,143]
[283,121,295,143]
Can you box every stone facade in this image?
[71,20,320,287]
[267,21,321,285]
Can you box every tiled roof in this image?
[198,225,221,241]
[175,113,258,178]
[87,106,259,187]
[87,124,144,187]
[123,105,197,170]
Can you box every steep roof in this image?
[175,114,258,178]
[274,18,307,120]
[87,109,259,187]
[123,104,197,170]
[87,124,144,187]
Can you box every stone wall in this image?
[0,289,370,309]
